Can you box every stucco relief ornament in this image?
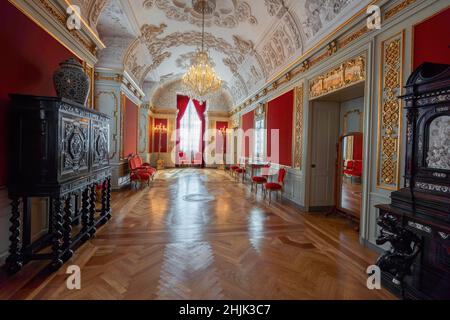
[143,0,257,29]
[303,0,351,39]
[53,58,90,106]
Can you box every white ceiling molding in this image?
[93,0,371,111]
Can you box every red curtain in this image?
[193,99,206,167]
[267,90,294,166]
[176,95,190,165]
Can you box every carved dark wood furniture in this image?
[6,95,112,273]
[375,63,450,300]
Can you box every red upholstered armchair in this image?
[343,160,362,183]
[264,168,286,204]
[128,155,156,188]
[178,151,189,167]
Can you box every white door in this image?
[309,101,340,208]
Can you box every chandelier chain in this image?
[182,0,221,103]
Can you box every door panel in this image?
[309,101,340,207]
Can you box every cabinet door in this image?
[91,119,110,171]
[59,110,90,181]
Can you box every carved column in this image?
[63,194,74,261]
[51,197,64,270]
[89,183,97,237]
[106,177,112,220]
[6,198,22,273]
[81,187,90,241]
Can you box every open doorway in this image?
[308,82,365,229]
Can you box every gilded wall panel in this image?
[376,31,404,190]
[293,85,304,169]
[309,56,365,99]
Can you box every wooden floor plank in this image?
[0,169,395,300]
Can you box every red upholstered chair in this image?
[264,168,286,204]
[128,155,154,188]
[234,159,248,183]
[179,151,189,167]
[230,165,240,177]
[353,161,362,177]
[130,171,151,188]
[343,160,362,183]
[131,155,156,179]
[251,164,271,194]
[234,166,246,183]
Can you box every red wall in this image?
[0,1,77,187]
[154,119,168,153]
[413,7,450,69]
[242,111,254,158]
[267,90,294,166]
[123,97,138,157]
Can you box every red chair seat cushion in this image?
[265,182,282,190]
[252,176,267,183]
[136,167,156,175]
[235,168,246,173]
[131,172,150,181]
[230,165,240,171]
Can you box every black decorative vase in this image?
[53,58,90,105]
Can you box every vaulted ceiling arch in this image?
[94,0,370,111]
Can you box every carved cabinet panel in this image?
[8,95,111,197]
[91,120,110,170]
[60,113,90,179]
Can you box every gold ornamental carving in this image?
[376,32,404,190]
[37,0,96,55]
[254,103,266,118]
[231,117,240,129]
[385,0,416,20]
[294,85,304,169]
[309,56,365,99]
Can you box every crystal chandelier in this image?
[182,0,221,103]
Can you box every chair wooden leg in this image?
[269,191,272,204]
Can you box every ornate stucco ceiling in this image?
[94,0,371,111]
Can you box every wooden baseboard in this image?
[309,205,334,212]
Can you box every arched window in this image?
[179,99,202,163]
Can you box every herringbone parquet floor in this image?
[0,169,395,300]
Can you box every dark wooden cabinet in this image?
[6,95,112,273]
[375,63,450,300]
